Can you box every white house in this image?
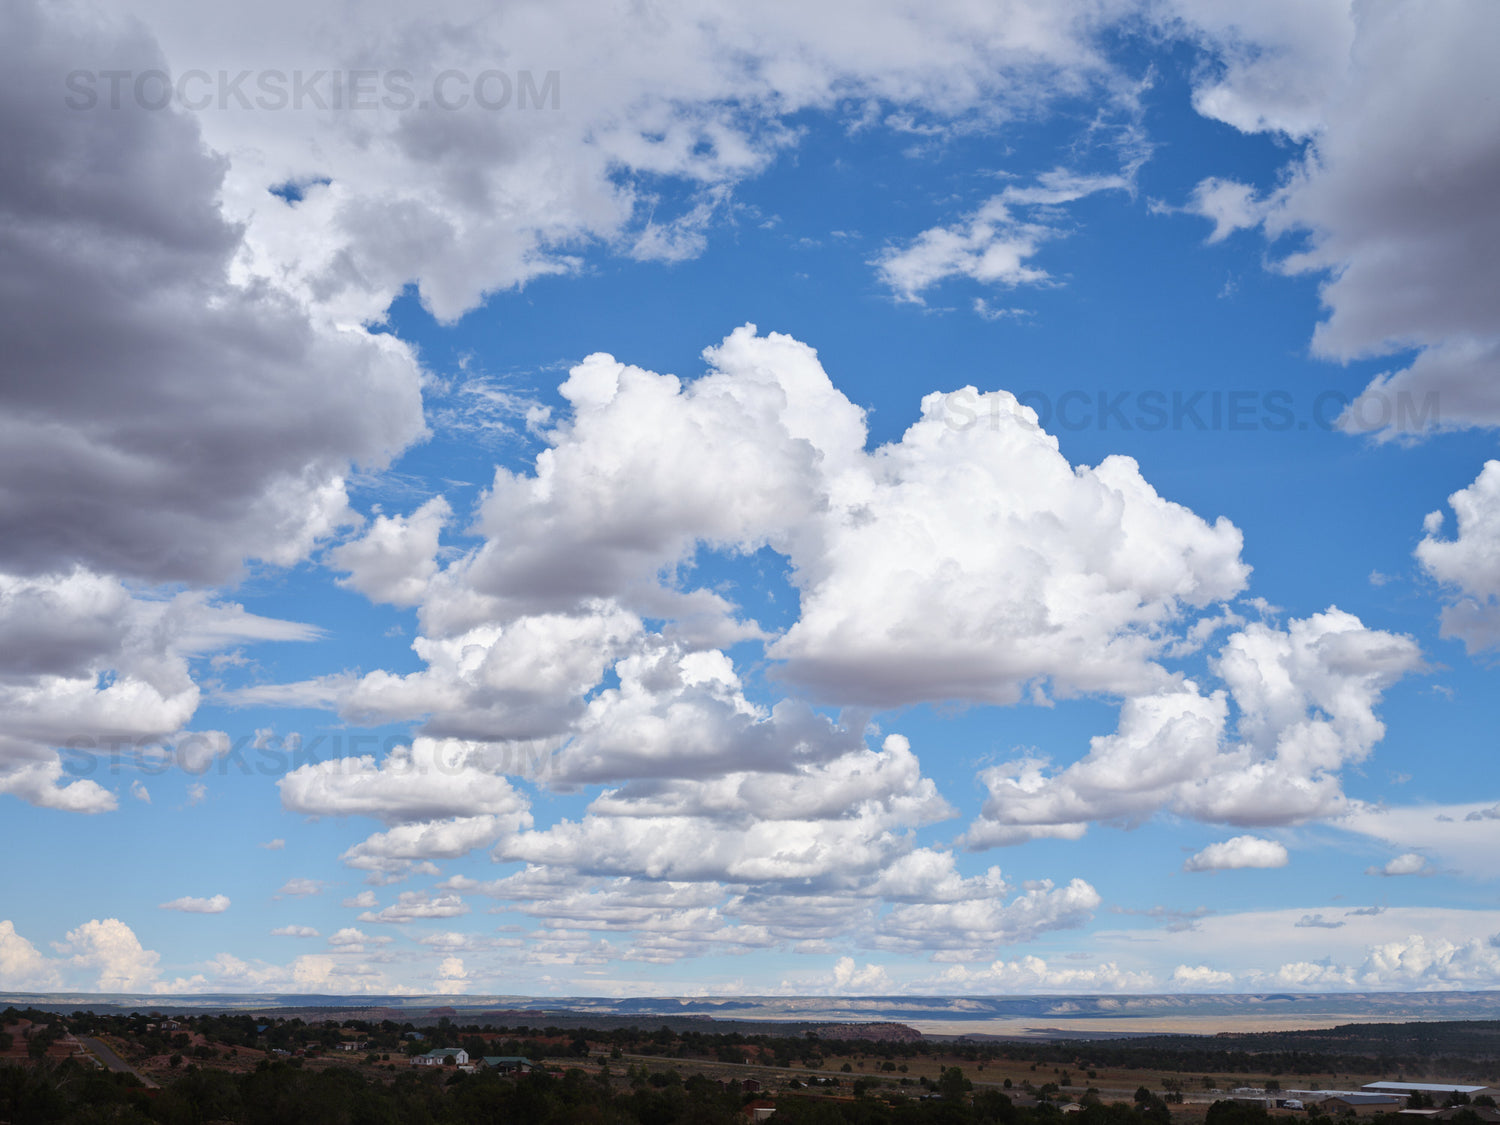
[412,1047,469,1066]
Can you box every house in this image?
[480,1056,535,1074]
[412,1048,469,1066]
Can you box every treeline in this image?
[12,1004,1500,1085]
[0,1059,1176,1125]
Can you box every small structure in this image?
[412,1047,469,1067]
[480,1056,535,1074]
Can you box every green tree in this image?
[940,1065,973,1101]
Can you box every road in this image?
[77,1036,158,1088]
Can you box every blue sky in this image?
[5,0,1500,998]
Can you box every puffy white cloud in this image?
[929,954,1154,994]
[55,918,161,991]
[502,735,950,885]
[160,894,231,914]
[358,891,471,924]
[0,920,62,990]
[271,925,320,938]
[0,569,317,813]
[1269,934,1500,993]
[446,328,864,627]
[1416,462,1500,651]
[1170,0,1500,435]
[546,642,864,785]
[1183,177,1266,243]
[329,497,452,608]
[447,869,775,962]
[874,877,1101,960]
[1368,853,1429,878]
[279,737,532,826]
[831,957,893,994]
[269,607,643,744]
[280,737,533,877]
[327,926,395,951]
[255,329,1247,761]
[433,956,469,992]
[770,386,1248,707]
[963,609,1421,846]
[1184,835,1289,872]
[342,815,524,877]
[1171,964,1235,989]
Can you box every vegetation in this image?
[5,1006,1500,1124]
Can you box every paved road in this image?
[78,1036,157,1088]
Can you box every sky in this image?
[4,0,1500,1001]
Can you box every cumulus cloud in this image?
[1169,0,1500,435]
[329,497,452,608]
[963,609,1421,847]
[875,877,1102,960]
[55,918,162,990]
[270,925,320,938]
[1272,934,1500,992]
[280,737,532,829]
[1184,835,1289,872]
[0,571,318,814]
[0,920,62,990]
[279,737,534,877]
[830,957,893,994]
[255,329,1249,755]
[1416,462,1500,652]
[1184,177,1266,243]
[358,891,471,924]
[1171,964,1235,989]
[770,384,1248,708]
[931,954,1155,994]
[1368,853,1429,878]
[501,735,951,885]
[160,894,231,914]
